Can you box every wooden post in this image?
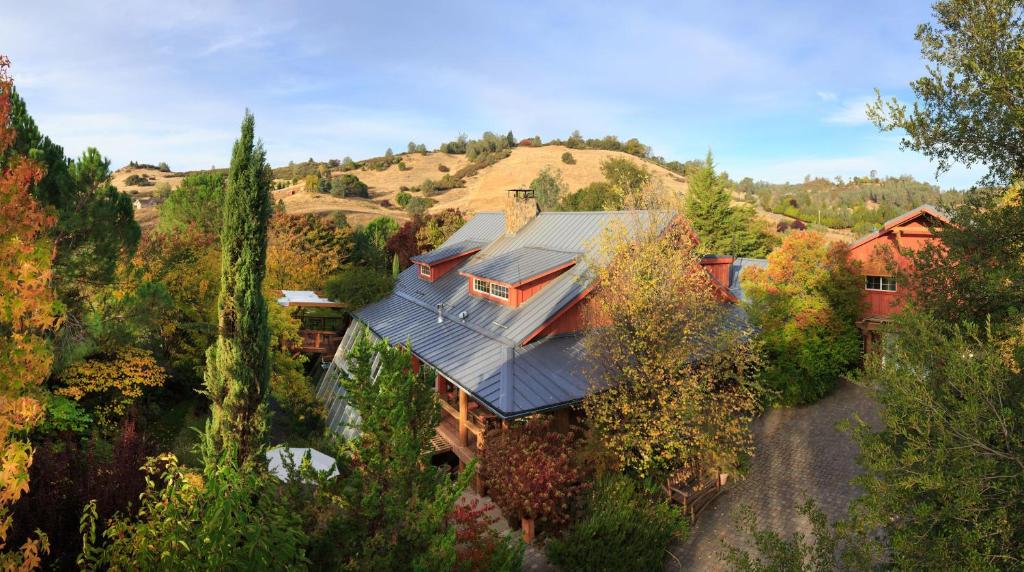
[435,372,445,395]
[458,388,469,446]
[521,516,535,544]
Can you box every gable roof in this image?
[849,204,950,250]
[351,209,750,419]
[460,247,578,285]
[410,239,486,265]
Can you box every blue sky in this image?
[4,0,978,188]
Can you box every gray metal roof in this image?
[460,247,578,285]
[729,258,767,302]
[349,208,750,419]
[410,240,485,265]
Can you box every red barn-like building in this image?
[848,204,949,351]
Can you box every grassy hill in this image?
[271,145,688,225]
[115,144,852,243]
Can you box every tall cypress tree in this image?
[203,111,272,467]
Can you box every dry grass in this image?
[121,146,855,243]
[111,167,184,198]
[272,146,689,226]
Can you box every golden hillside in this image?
[273,145,688,225]
[116,145,851,242]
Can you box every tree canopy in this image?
[868,0,1024,186]
[157,171,226,235]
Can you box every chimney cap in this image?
[507,189,535,200]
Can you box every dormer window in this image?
[419,264,431,278]
[472,278,509,302]
[491,284,509,300]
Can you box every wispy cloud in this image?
[3,0,977,189]
[824,96,875,125]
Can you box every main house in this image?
[317,190,764,469]
[848,204,949,351]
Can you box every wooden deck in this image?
[436,417,479,464]
[298,329,343,355]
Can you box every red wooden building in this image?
[847,205,949,351]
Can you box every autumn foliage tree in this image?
[480,418,584,534]
[0,54,55,570]
[56,348,167,427]
[265,212,352,290]
[583,215,763,480]
[742,231,863,405]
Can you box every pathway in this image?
[670,380,881,570]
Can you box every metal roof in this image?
[346,208,750,419]
[276,290,342,308]
[729,258,768,302]
[410,240,486,265]
[460,247,578,285]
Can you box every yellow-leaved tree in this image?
[582,214,764,480]
[0,54,57,570]
[56,348,167,427]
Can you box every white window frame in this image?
[865,275,897,292]
[491,283,509,300]
[473,278,490,294]
[419,264,431,278]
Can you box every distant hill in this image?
[115,143,891,244]
[270,145,688,226]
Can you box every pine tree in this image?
[392,252,400,277]
[203,111,273,468]
[684,150,770,257]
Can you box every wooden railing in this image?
[298,329,344,355]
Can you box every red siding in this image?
[848,213,944,320]
[465,264,574,308]
[700,256,734,287]
[419,250,478,282]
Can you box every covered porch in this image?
[429,370,501,466]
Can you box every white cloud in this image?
[816,91,838,101]
[824,97,874,125]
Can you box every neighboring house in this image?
[848,204,949,351]
[317,190,764,475]
[275,290,347,356]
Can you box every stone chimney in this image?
[505,189,539,235]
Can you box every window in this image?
[473,278,490,294]
[491,284,509,300]
[866,275,897,292]
[419,264,431,278]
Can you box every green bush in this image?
[396,191,412,208]
[157,162,171,172]
[560,182,615,211]
[124,174,153,186]
[561,151,576,165]
[324,266,394,308]
[405,196,436,216]
[546,475,688,572]
[398,161,410,171]
[330,174,369,198]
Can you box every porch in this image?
[429,371,501,466]
[298,329,344,355]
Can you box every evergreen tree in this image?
[684,151,770,257]
[335,335,470,569]
[391,252,400,277]
[203,111,273,468]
